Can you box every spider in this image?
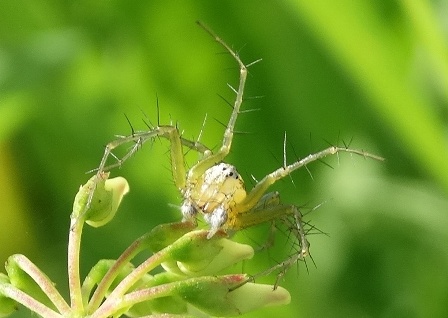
[88,21,384,277]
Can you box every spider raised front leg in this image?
[88,21,384,274]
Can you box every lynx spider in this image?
[87,21,384,280]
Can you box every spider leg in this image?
[231,203,308,257]
[189,22,261,179]
[230,200,310,288]
[239,146,385,211]
[228,191,309,256]
[83,125,210,221]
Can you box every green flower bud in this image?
[143,221,199,275]
[146,221,198,253]
[163,230,254,276]
[174,274,290,316]
[126,272,188,316]
[123,274,289,317]
[225,280,291,314]
[72,173,129,227]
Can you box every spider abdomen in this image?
[192,162,246,214]
[180,162,247,235]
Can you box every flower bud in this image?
[175,274,290,316]
[72,173,129,227]
[163,230,254,276]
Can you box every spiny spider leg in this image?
[229,205,309,291]
[189,21,262,178]
[92,127,210,175]
[235,202,309,256]
[238,146,385,212]
[81,125,210,222]
[221,146,383,285]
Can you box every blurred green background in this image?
[1,0,448,317]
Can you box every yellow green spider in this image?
[89,21,383,277]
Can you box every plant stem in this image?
[91,248,169,318]
[67,215,84,313]
[0,283,63,318]
[87,232,151,312]
[11,255,70,315]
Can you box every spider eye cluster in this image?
[206,162,242,183]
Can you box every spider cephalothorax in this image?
[89,21,384,284]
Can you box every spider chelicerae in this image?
[87,21,383,281]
